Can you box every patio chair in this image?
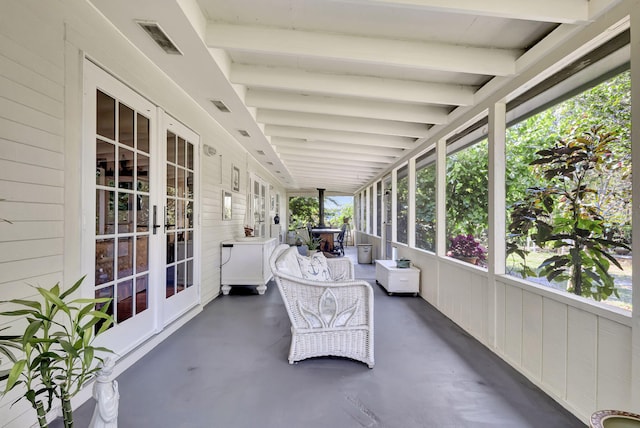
[332,224,347,256]
[269,244,375,368]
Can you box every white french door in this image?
[83,60,199,356]
[161,117,199,326]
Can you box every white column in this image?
[630,2,640,414]
[391,168,398,244]
[408,157,416,248]
[488,102,506,275]
[436,138,447,257]
[488,101,506,348]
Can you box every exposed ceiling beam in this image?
[265,125,418,149]
[207,23,519,76]
[346,0,589,24]
[257,110,429,138]
[245,89,450,124]
[276,146,398,163]
[279,153,389,168]
[232,65,477,106]
[272,137,406,157]
[285,162,382,174]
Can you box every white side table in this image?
[375,259,420,296]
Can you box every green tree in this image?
[415,163,436,251]
[288,197,319,228]
[446,140,489,240]
[507,126,629,300]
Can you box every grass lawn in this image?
[505,250,632,311]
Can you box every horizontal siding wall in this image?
[0,2,66,427]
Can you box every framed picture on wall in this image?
[232,165,240,192]
[222,191,232,220]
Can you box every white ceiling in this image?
[90,0,619,194]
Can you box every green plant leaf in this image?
[37,288,69,315]
[22,320,43,343]
[60,275,86,300]
[4,359,26,393]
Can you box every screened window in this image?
[505,70,631,311]
[396,164,409,244]
[446,139,488,265]
[415,150,436,252]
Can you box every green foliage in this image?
[415,163,436,251]
[507,126,630,301]
[288,197,319,228]
[397,167,409,243]
[446,140,489,240]
[0,277,114,428]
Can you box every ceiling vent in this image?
[256,150,266,156]
[136,20,182,55]
[238,130,250,137]
[210,99,230,113]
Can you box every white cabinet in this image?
[221,237,277,295]
[375,259,420,296]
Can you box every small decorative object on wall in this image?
[222,191,232,220]
[232,165,240,192]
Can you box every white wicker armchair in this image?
[269,244,375,368]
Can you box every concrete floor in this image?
[59,247,585,428]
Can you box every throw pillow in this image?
[297,252,332,281]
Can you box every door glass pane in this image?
[95,286,114,319]
[96,140,115,187]
[166,265,175,298]
[177,262,185,293]
[177,168,185,199]
[118,193,134,233]
[117,280,133,323]
[136,236,148,272]
[96,190,115,235]
[177,137,185,167]
[187,143,194,169]
[137,195,149,232]
[136,275,148,314]
[119,103,134,148]
[118,147,135,190]
[166,233,175,264]
[167,131,176,164]
[177,232,186,261]
[96,90,115,140]
[166,199,175,230]
[117,237,133,278]
[167,166,176,196]
[137,113,150,153]
[187,260,193,288]
[187,171,194,198]
[96,239,114,285]
[137,153,149,192]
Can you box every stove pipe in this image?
[317,188,326,228]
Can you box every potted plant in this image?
[0,276,114,428]
[447,234,487,265]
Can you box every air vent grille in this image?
[136,21,182,55]
[211,100,230,113]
